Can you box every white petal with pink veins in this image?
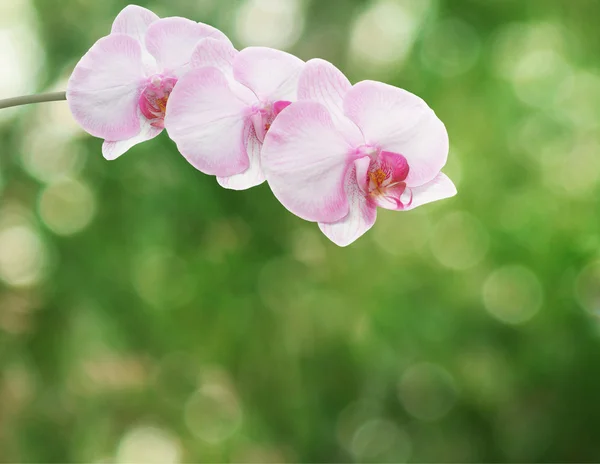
[145,17,229,77]
[233,47,304,102]
[191,38,237,78]
[262,101,363,223]
[298,59,358,136]
[165,67,256,177]
[111,5,159,44]
[319,157,377,247]
[67,33,146,141]
[404,173,457,210]
[111,5,160,74]
[102,110,162,160]
[217,128,265,190]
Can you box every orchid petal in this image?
[217,129,265,190]
[344,80,449,187]
[404,172,457,210]
[102,111,162,160]
[67,33,145,140]
[165,67,255,177]
[111,5,160,74]
[111,5,159,44]
[298,58,357,134]
[145,17,229,76]
[273,100,292,116]
[355,155,371,194]
[233,47,304,101]
[262,101,362,223]
[191,37,237,78]
[319,158,377,247]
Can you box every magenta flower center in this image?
[250,100,291,143]
[355,146,413,209]
[368,165,394,196]
[139,75,178,129]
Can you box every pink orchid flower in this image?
[67,5,229,160]
[261,59,456,246]
[165,38,304,190]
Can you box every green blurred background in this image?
[2,0,600,462]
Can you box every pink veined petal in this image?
[233,47,304,102]
[145,17,229,76]
[344,80,449,187]
[217,129,265,190]
[250,112,267,144]
[191,37,237,78]
[262,101,363,223]
[318,158,377,247]
[355,155,371,194]
[111,4,160,74]
[111,5,159,43]
[196,22,230,43]
[298,58,358,135]
[404,172,457,211]
[102,110,162,160]
[299,59,350,112]
[67,33,145,140]
[164,67,256,177]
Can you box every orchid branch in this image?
[0,92,67,110]
[0,4,456,247]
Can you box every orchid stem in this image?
[0,92,67,110]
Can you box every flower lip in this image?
[249,99,292,143]
[358,150,412,209]
[139,74,178,129]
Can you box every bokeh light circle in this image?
[21,128,84,183]
[38,178,96,236]
[556,71,600,130]
[398,363,458,422]
[492,21,571,109]
[0,224,48,287]
[349,0,431,69]
[430,211,490,270]
[184,384,243,444]
[116,426,181,464]
[235,0,304,49]
[421,18,481,77]
[482,265,543,324]
[575,261,600,316]
[372,209,431,257]
[0,0,45,122]
[351,419,412,462]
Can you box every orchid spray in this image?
[0,4,455,246]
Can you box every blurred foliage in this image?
[2,0,600,462]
